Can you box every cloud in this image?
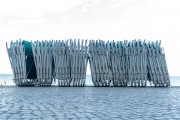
[0,0,83,18]
[82,4,91,12]
[0,17,2,22]
[7,18,46,26]
[1,0,180,75]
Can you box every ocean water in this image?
[0,74,94,86]
[0,74,180,86]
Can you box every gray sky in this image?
[0,0,180,75]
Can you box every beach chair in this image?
[6,40,37,86]
[32,40,54,86]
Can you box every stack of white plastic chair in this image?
[147,41,170,86]
[52,40,71,86]
[69,39,88,86]
[32,40,53,86]
[6,40,37,86]
[89,40,111,86]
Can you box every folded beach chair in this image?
[32,40,54,86]
[6,40,37,86]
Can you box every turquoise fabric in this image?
[22,40,37,79]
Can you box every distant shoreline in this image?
[1,74,180,86]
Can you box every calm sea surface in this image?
[0,74,180,86]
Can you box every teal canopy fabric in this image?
[22,40,37,79]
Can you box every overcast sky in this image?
[0,0,180,75]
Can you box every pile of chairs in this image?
[88,40,170,87]
[53,39,88,86]
[53,40,71,86]
[6,39,89,86]
[69,39,88,86]
[147,41,170,86]
[6,39,170,87]
[109,40,128,86]
[89,40,111,86]
[123,40,148,87]
[6,40,37,86]
[32,40,54,86]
